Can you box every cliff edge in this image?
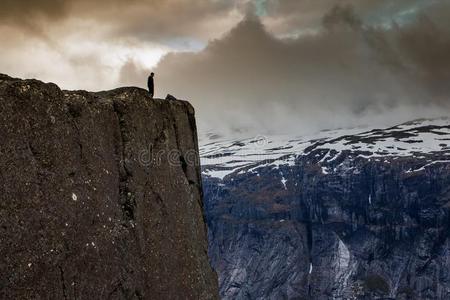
[0,74,218,299]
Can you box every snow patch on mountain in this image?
[200,118,450,180]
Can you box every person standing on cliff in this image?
[148,72,155,98]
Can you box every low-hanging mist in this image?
[134,4,450,135]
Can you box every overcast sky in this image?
[1,0,449,134]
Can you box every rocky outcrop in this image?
[0,74,218,299]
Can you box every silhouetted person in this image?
[148,72,154,98]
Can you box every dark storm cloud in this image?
[0,0,67,21]
[0,0,435,43]
[395,16,450,99]
[262,0,430,35]
[152,2,450,133]
[0,0,241,43]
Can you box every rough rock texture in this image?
[202,123,450,299]
[0,74,218,299]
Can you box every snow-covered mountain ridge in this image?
[201,118,450,299]
[200,118,450,179]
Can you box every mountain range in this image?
[201,118,450,299]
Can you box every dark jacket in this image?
[147,76,154,95]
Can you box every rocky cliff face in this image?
[0,74,218,299]
[201,120,450,299]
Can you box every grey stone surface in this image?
[0,74,218,299]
